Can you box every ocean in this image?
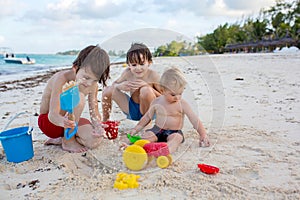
[0,54,125,82]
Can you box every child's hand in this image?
[92,123,107,137]
[127,129,137,136]
[199,135,210,147]
[63,114,76,129]
[116,81,131,91]
[129,80,148,90]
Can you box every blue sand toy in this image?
[60,85,80,140]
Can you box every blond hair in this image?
[160,67,187,91]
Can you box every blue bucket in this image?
[0,112,34,163]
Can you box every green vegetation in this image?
[154,0,299,55]
[108,50,126,57]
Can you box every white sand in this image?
[0,53,299,199]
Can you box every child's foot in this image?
[62,138,87,153]
[119,142,129,150]
[44,137,62,145]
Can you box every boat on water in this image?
[4,57,36,65]
[1,47,36,64]
[0,47,14,58]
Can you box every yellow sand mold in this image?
[123,145,148,171]
[113,172,140,190]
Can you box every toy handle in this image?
[3,111,33,133]
[64,113,77,140]
[64,125,78,140]
[127,133,141,143]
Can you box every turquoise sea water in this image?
[0,54,125,82]
[0,54,76,76]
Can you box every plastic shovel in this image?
[60,85,80,140]
[127,134,141,143]
[197,163,220,174]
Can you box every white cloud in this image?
[0,0,282,53]
[47,0,75,10]
[101,28,193,52]
[0,35,5,44]
[0,0,25,19]
[151,0,278,17]
[222,0,276,11]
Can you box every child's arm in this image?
[150,70,162,96]
[152,82,162,97]
[87,84,106,136]
[88,83,102,125]
[182,99,210,147]
[48,77,75,129]
[112,69,132,92]
[129,103,156,135]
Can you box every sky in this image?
[0,0,289,54]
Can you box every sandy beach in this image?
[0,53,299,199]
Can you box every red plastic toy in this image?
[143,142,169,157]
[197,163,219,174]
[123,142,173,170]
[102,121,120,140]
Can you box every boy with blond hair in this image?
[129,67,210,153]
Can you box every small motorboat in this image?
[4,57,35,65]
[0,47,14,58]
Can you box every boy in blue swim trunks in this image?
[102,43,161,121]
[128,67,210,153]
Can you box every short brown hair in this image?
[126,43,152,65]
[73,45,110,86]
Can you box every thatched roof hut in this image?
[225,37,298,52]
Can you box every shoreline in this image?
[0,69,62,92]
[0,61,126,92]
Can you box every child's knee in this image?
[84,137,102,149]
[143,131,157,142]
[168,133,183,143]
[139,86,155,99]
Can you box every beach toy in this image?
[127,133,141,143]
[60,82,80,140]
[0,112,34,163]
[123,145,148,171]
[143,142,169,157]
[144,142,172,169]
[134,139,150,147]
[102,120,120,140]
[123,142,172,170]
[197,163,220,174]
[113,172,140,190]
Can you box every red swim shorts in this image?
[38,113,91,138]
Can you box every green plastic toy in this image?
[127,134,141,143]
